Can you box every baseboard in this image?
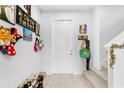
[46,72,83,75]
[73,73,84,75]
[101,58,108,67]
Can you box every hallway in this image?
[0,5,108,88]
[44,74,107,88]
[44,74,94,88]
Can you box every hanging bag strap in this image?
[81,40,86,49]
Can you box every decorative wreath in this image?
[109,43,124,69]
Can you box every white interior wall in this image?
[91,6,100,70]
[0,6,42,88]
[100,5,124,65]
[40,10,94,74]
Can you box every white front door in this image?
[52,19,73,74]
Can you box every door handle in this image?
[70,50,73,55]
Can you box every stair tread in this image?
[102,65,108,69]
[84,70,108,88]
[90,67,108,82]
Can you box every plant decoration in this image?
[0,5,15,24]
[0,26,22,56]
[109,43,124,69]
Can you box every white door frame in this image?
[51,17,75,74]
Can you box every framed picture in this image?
[24,5,31,16]
[79,24,87,34]
[35,21,40,36]
[0,5,15,24]
[16,5,35,32]
[34,36,43,52]
[23,28,32,41]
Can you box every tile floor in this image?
[43,74,94,88]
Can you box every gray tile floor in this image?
[43,74,94,88]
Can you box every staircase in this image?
[84,66,108,88]
[104,30,124,87]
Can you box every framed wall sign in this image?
[16,5,35,32]
[78,35,88,40]
[0,5,15,25]
[23,28,32,41]
[24,5,31,16]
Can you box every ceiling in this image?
[38,5,95,11]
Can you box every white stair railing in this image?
[104,31,124,88]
